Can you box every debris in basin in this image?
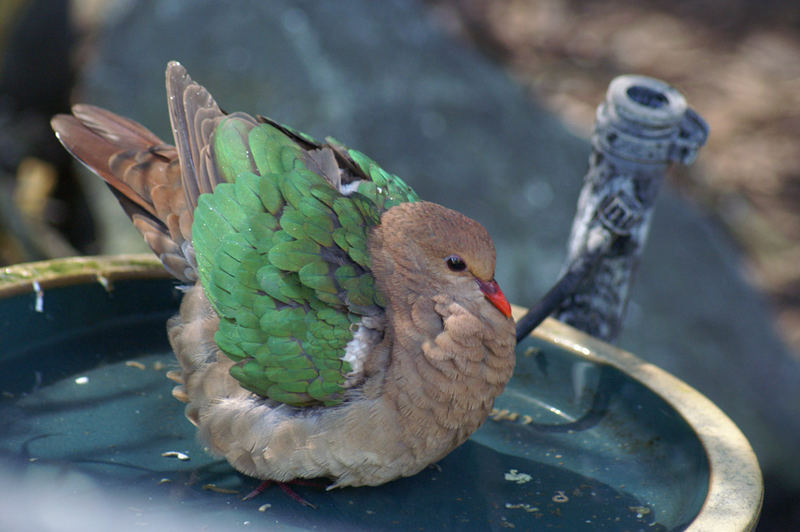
[505,503,539,513]
[505,469,532,484]
[203,484,240,494]
[161,451,190,461]
[629,506,651,519]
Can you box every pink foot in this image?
[242,479,325,508]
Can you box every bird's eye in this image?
[445,255,467,272]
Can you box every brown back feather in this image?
[165,61,226,209]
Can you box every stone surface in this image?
[76,0,799,495]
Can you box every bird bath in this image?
[0,256,762,531]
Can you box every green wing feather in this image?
[192,114,417,406]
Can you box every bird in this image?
[51,61,516,491]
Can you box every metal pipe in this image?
[516,75,708,343]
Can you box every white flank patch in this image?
[342,325,370,386]
[339,180,365,196]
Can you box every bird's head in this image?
[370,201,512,319]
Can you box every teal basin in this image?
[0,256,762,531]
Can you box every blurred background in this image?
[0,0,797,529]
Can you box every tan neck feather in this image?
[377,268,516,458]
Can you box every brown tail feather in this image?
[51,105,196,281]
[51,111,160,218]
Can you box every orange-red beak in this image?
[477,279,513,318]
